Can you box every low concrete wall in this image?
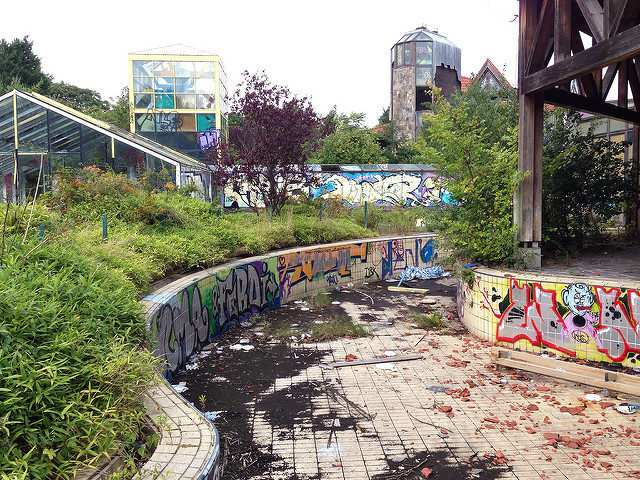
[459,267,640,367]
[140,233,438,480]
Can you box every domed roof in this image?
[392,26,461,80]
[394,26,457,49]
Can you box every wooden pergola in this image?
[516,0,640,266]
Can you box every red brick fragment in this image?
[484,416,499,423]
[439,405,452,413]
[527,404,539,411]
[544,433,559,440]
[421,467,433,478]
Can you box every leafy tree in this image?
[48,81,108,112]
[92,87,130,130]
[0,36,51,94]
[415,82,523,264]
[378,107,390,125]
[542,110,635,252]
[208,71,322,214]
[312,112,386,164]
[374,121,416,164]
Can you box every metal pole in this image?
[39,222,45,241]
[102,214,107,241]
[320,202,323,220]
[364,201,368,229]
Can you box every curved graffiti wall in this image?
[144,234,438,377]
[459,268,640,366]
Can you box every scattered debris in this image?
[398,265,450,286]
[388,286,430,294]
[204,411,224,421]
[345,354,358,362]
[321,354,423,370]
[171,381,188,393]
[376,363,398,372]
[230,344,255,351]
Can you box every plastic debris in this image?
[376,363,398,372]
[185,362,199,371]
[331,301,341,305]
[398,265,450,286]
[616,404,636,414]
[585,393,603,402]
[204,411,223,421]
[384,350,398,357]
[230,344,255,351]
[172,382,188,393]
[240,321,252,328]
[428,385,448,393]
[239,339,250,344]
[315,320,327,324]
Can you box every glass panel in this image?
[175,94,196,109]
[404,43,412,65]
[155,77,174,93]
[156,113,177,132]
[396,45,403,66]
[82,125,110,166]
[48,109,81,152]
[16,96,48,153]
[155,94,175,109]
[153,61,174,76]
[416,42,432,65]
[175,61,195,77]
[0,96,14,154]
[175,77,195,93]
[177,113,196,132]
[135,93,153,109]
[175,132,198,149]
[195,62,215,77]
[133,60,153,76]
[196,78,215,94]
[135,113,155,132]
[196,113,216,132]
[416,67,433,87]
[134,77,153,93]
[196,94,215,109]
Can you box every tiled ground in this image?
[182,281,640,479]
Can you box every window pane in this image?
[197,113,216,132]
[155,94,175,109]
[135,93,153,109]
[154,61,174,76]
[133,60,153,76]
[135,113,155,132]
[396,45,403,66]
[416,42,432,65]
[195,62,215,77]
[198,128,220,151]
[196,94,215,109]
[175,77,195,93]
[175,61,195,77]
[404,43,412,65]
[155,77,174,93]
[177,113,196,132]
[134,77,153,93]
[156,113,177,132]
[416,67,433,87]
[196,78,215,94]
[175,94,196,109]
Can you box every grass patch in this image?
[313,293,331,306]
[311,313,370,339]
[407,308,444,330]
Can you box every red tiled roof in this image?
[461,76,473,92]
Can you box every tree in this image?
[312,112,385,165]
[378,107,390,125]
[542,110,635,252]
[92,87,130,130]
[374,121,416,164]
[48,82,108,112]
[0,36,51,94]
[208,71,322,214]
[415,82,522,264]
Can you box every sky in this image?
[2,0,520,127]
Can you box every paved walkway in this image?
[541,245,640,281]
[178,281,640,479]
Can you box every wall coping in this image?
[138,232,435,480]
[474,266,640,290]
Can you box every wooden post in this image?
[516,0,544,267]
[555,0,572,89]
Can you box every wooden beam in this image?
[605,0,628,37]
[570,26,599,98]
[526,0,555,74]
[576,0,605,42]
[544,88,640,124]
[628,59,640,111]
[522,23,640,94]
[601,63,620,99]
[619,59,629,108]
[555,0,572,90]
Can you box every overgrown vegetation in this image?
[0,168,379,479]
[407,308,444,330]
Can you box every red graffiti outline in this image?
[594,286,640,362]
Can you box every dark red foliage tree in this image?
[208,71,322,214]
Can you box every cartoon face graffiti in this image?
[561,283,600,344]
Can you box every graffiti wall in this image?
[222,166,454,209]
[459,269,640,366]
[145,235,438,376]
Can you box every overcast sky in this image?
[3,0,520,126]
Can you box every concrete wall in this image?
[145,234,438,377]
[459,268,640,367]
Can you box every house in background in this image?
[461,59,513,92]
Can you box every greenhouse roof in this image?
[0,89,208,172]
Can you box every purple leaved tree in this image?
[208,71,323,214]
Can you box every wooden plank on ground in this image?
[388,286,430,294]
[321,354,423,370]
[492,347,640,396]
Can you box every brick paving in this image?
[184,282,640,479]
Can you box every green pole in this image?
[102,214,107,241]
[319,202,323,220]
[364,201,368,229]
[38,222,44,241]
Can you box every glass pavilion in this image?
[128,45,229,162]
[0,89,211,203]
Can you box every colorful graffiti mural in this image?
[146,235,438,376]
[460,270,640,366]
[223,166,454,208]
